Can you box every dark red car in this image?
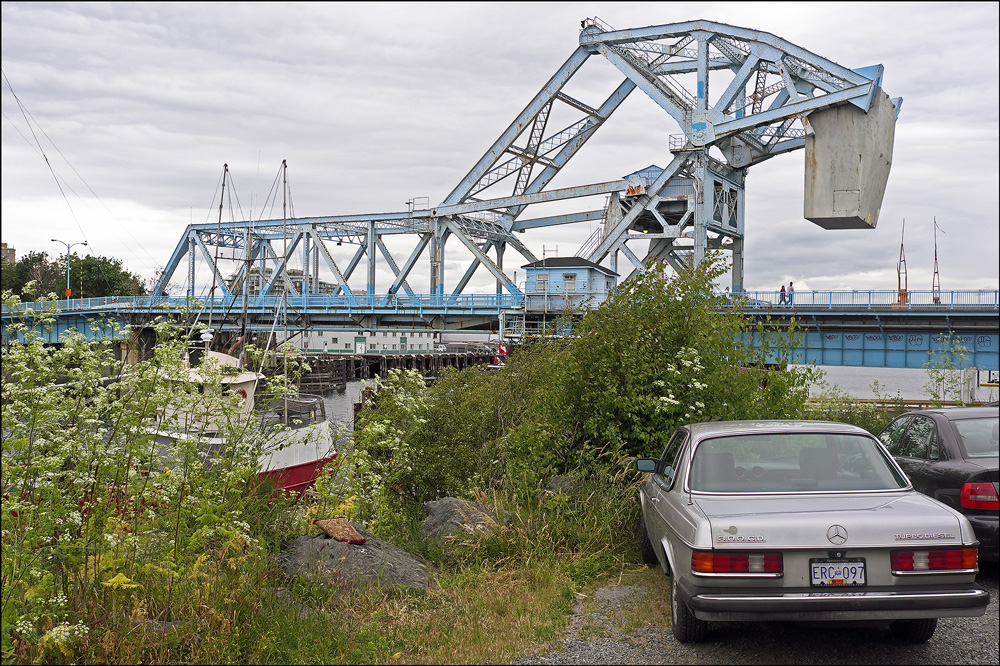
[877,406,999,561]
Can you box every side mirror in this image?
[636,458,657,473]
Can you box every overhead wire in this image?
[2,69,171,288]
[2,69,87,245]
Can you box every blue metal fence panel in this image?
[740,330,998,370]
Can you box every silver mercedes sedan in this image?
[636,420,990,643]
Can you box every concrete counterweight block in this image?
[804,89,898,230]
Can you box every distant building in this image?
[228,266,337,296]
[521,256,618,313]
[1,242,14,265]
[289,328,443,354]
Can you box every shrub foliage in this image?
[2,255,823,663]
[344,256,816,563]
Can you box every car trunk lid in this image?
[696,492,968,549]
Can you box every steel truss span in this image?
[151,17,901,328]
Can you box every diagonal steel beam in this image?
[503,77,637,224]
[452,239,497,296]
[388,232,432,296]
[598,43,690,128]
[375,236,416,299]
[306,229,356,301]
[580,20,870,87]
[191,232,234,299]
[714,53,761,114]
[615,238,646,273]
[258,233,304,299]
[444,47,591,205]
[440,218,518,294]
[712,82,873,140]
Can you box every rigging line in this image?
[2,69,87,241]
[243,163,286,298]
[202,169,226,226]
[256,161,284,221]
[284,167,296,220]
[225,170,247,223]
[260,160,288,222]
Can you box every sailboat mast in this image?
[282,159,288,382]
[206,163,228,345]
[240,219,251,363]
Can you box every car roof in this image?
[685,420,872,438]
[899,406,1000,420]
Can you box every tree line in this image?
[0,250,147,299]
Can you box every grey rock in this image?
[139,619,182,633]
[283,523,428,591]
[545,475,576,496]
[421,496,498,542]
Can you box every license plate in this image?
[810,558,866,587]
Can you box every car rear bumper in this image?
[680,579,990,622]
[968,515,999,561]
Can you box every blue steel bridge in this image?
[6,287,997,370]
[3,18,998,371]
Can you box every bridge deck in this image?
[3,290,997,370]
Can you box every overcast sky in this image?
[2,1,998,296]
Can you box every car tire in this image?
[890,618,937,643]
[670,575,708,643]
[639,515,657,566]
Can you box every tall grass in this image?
[5,275,917,664]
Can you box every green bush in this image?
[1,291,308,663]
[345,255,816,571]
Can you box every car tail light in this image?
[692,551,782,573]
[891,548,978,571]
[960,482,999,510]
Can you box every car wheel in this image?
[890,618,937,643]
[639,515,657,566]
[670,575,708,643]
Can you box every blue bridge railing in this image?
[718,289,998,310]
[3,289,997,318]
[4,292,527,316]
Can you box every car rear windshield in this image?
[952,416,999,459]
[689,432,908,493]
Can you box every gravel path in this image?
[513,565,999,665]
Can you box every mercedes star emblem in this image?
[826,524,848,545]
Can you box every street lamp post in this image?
[51,238,88,299]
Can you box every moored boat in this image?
[150,350,338,495]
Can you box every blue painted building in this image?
[522,257,618,313]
